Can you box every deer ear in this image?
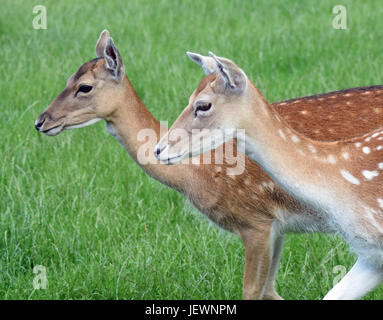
[208,52,247,93]
[186,52,217,75]
[104,38,125,82]
[95,29,110,57]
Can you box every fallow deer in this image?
[35,32,383,299]
[155,52,383,299]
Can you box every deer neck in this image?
[105,76,187,190]
[238,83,348,213]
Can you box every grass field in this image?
[1,0,383,299]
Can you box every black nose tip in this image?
[35,118,45,131]
[154,145,166,157]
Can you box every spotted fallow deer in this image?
[36,32,383,300]
[155,51,383,299]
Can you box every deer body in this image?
[243,88,383,248]
[156,52,383,299]
[36,33,383,299]
[236,84,383,299]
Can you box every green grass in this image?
[1,0,383,299]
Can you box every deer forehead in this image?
[67,58,104,87]
[194,84,217,101]
[194,74,217,95]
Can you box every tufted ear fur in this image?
[208,51,247,93]
[186,51,217,75]
[95,29,110,57]
[103,38,124,82]
[95,30,125,82]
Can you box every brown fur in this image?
[72,58,102,81]
[275,85,383,141]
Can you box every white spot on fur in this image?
[377,146,383,151]
[342,152,349,160]
[327,155,337,164]
[362,147,371,154]
[362,170,379,180]
[279,129,286,141]
[340,170,360,185]
[355,142,361,148]
[291,135,300,143]
[307,144,316,153]
[261,181,274,190]
[378,199,383,209]
[378,163,383,170]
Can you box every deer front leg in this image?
[323,257,383,300]
[241,223,282,300]
[263,229,284,300]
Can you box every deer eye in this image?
[77,85,93,94]
[195,103,212,115]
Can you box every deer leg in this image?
[241,223,277,300]
[263,228,284,300]
[323,257,383,300]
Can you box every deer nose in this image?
[34,118,45,132]
[154,144,166,159]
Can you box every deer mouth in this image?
[160,150,187,165]
[35,114,65,136]
[42,123,64,136]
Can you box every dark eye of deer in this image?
[196,103,212,113]
[78,85,93,94]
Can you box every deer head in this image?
[35,30,125,135]
[154,51,251,164]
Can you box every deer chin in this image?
[65,118,103,131]
[42,118,103,136]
